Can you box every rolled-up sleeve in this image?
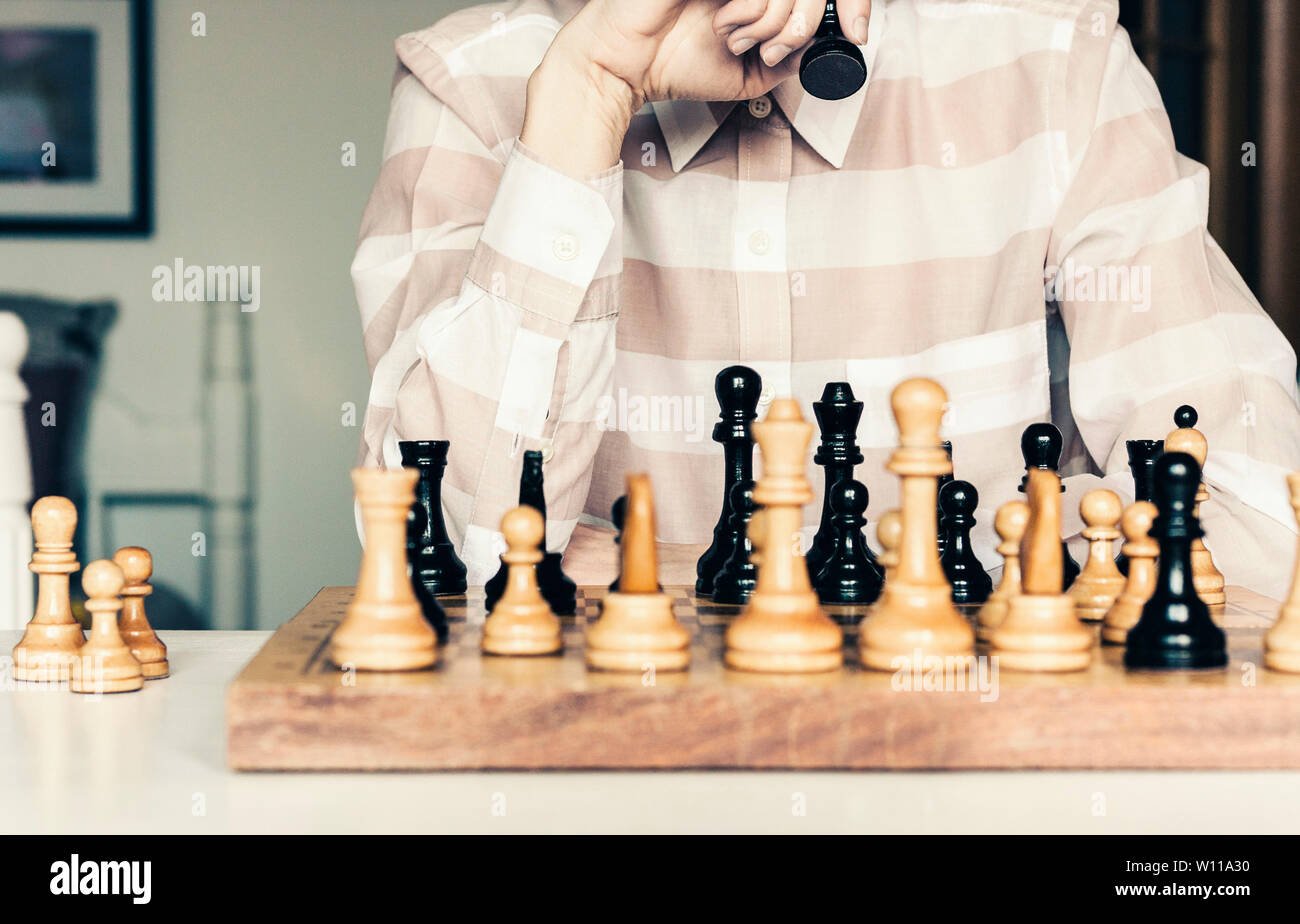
[352,34,622,583]
[1047,12,1300,598]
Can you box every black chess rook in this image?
[406,502,448,642]
[399,439,468,596]
[1119,437,1164,575]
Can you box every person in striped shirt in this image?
[351,0,1300,597]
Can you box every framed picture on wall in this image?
[0,0,151,235]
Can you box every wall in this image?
[3,0,465,627]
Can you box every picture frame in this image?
[0,0,151,236]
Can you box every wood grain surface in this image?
[226,585,1299,771]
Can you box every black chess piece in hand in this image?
[799,0,868,101]
[1123,452,1228,669]
[713,480,760,605]
[696,366,762,596]
[938,479,993,605]
[813,478,883,607]
[1018,422,1080,589]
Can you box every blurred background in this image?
[0,0,1296,630]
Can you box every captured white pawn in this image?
[482,506,563,655]
[114,546,169,679]
[71,559,144,694]
[1068,489,1126,622]
[12,496,83,682]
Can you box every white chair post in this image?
[0,312,34,630]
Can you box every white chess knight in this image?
[0,312,34,631]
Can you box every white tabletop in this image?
[2,629,1296,834]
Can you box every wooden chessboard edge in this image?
[226,678,1300,771]
[224,584,1300,772]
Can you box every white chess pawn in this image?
[12,497,83,682]
[71,559,144,694]
[482,505,563,655]
[114,546,169,679]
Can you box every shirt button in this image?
[539,440,555,463]
[758,385,775,408]
[748,96,772,119]
[748,230,771,255]
[552,234,578,262]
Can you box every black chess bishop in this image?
[806,382,866,581]
[695,365,761,596]
[1018,422,1080,589]
[712,479,760,605]
[485,450,576,615]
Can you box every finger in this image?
[740,43,802,96]
[837,0,872,45]
[757,0,826,66]
[722,0,796,55]
[713,0,770,36]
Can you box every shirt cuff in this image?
[468,139,621,327]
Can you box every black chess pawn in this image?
[813,478,883,607]
[1018,422,1080,589]
[399,439,467,595]
[485,450,577,615]
[1117,438,1164,575]
[806,382,865,581]
[406,503,448,643]
[712,480,760,605]
[799,0,867,101]
[696,365,762,596]
[1124,452,1227,669]
[936,440,954,560]
[608,495,627,592]
[938,479,992,605]
[1174,404,1198,430]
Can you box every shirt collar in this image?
[651,1,885,172]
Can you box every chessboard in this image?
[225,584,1300,771]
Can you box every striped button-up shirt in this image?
[352,0,1300,597]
